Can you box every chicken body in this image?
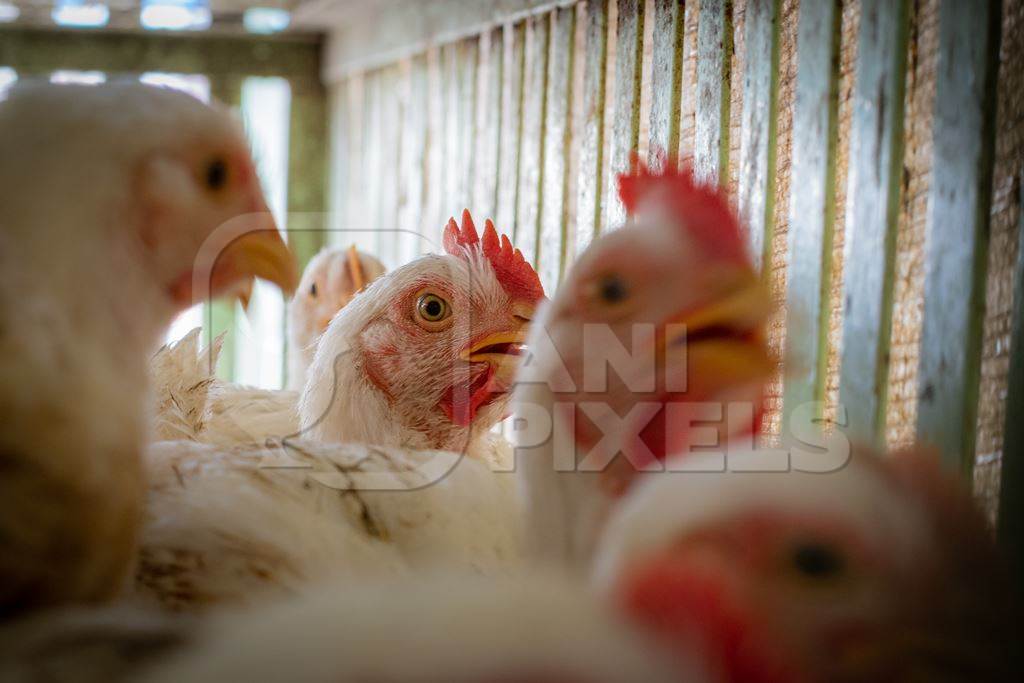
[286,246,386,390]
[0,82,296,615]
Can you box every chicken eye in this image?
[597,274,629,304]
[416,293,450,323]
[790,542,845,580]
[310,282,318,298]
[205,158,228,190]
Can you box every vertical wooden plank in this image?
[496,22,526,235]
[838,0,910,445]
[515,15,550,264]
[916,0,1000,472]
[606,0,645,229]
[344,76,366,245]
[473,29,504,220]
[361,71,384,256]
[206,74,244,380]
[694,0,732,186]
[575,0,610,254]
[376,67,403,269]
[648,0,685,167]
[441,42,461,238]
[400,55,429,262]
[738,0,780,269]
[327,82,350,247]
[782,0,841,432]
[539,7,577,292]
[286,78,328,273]
[457,39,480,210]
[998,168,1024,581]
[424,48,445,251]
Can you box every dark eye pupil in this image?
[206,159,227,189]
[425,300,441,316]
[310,283,317,297]
[792,543,844,579]
[600,276,627,303]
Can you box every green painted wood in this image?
[606,0,645,229]
[286,79,328,273]
[838,0,910,446]
[473,29,504,221]
[694,0,731,187]
[647,0,685,167]
[515,14,550,264]
[738,0,780,270]
[400,56,430,262]
[916,0,1001,474]
[998,167,1024,584]
[327,83,351,249]
[0,27,320,82]
[538,7,577,292]
[782,0,842,433]
[496,23,526,237]
[574,0,610,254]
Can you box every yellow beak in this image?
[210,228,300,307]
[459,329,531,385]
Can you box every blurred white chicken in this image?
[286,245,385,390]
[137,213,543,609]
[136,443,1016,683]
[0,82,297,614]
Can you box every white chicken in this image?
[0,82,297,614]
[286,245,386,390]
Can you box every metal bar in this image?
[648,0,685,167]
[496,22,527,235]
[916,0,1001,473]
[574,0,610,254]
[693,0,731,187]
[838,0,910,446]
[998,166,1024,584]
[782,0,842,433]
[515,14,551,263]
[738,0,780,269]
[606,0,646,228]
[539,7,577,292]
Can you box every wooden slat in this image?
[838,0,910,445]
[515,15,550,263]
[574,0,610,254]
[456,39,480,209]
[441,43,461,239]
[538,7,577,293]
[400,56,429,262]
[327,83,351,247]
[781,0,841,431]
[473,29,504,220]
[916,0,1000,472]
[423,48,446,252]
[606,0,645,229]
[376,67,403,269]
[737,0,780,269]
[647,0,685,167]
[693,0,731,187]
[998,167,1024,582]
[361,71,384,257]
[496,22,526,236]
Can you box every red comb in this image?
[617,161,749,265]
[443,209,545,302]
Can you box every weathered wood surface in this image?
[399,56,429,262]
[574,0,610,254]
[838,0,910,446]
[515,15,550,262]
[496,22,526,237]
[738,0,780,269]
[474,29,505,220]
[606,0,646,228]
[782,0,841,432]
[647,0,685,167]
[694,0,731,186]
[915,0,1000,473]
[539,8,578,292]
